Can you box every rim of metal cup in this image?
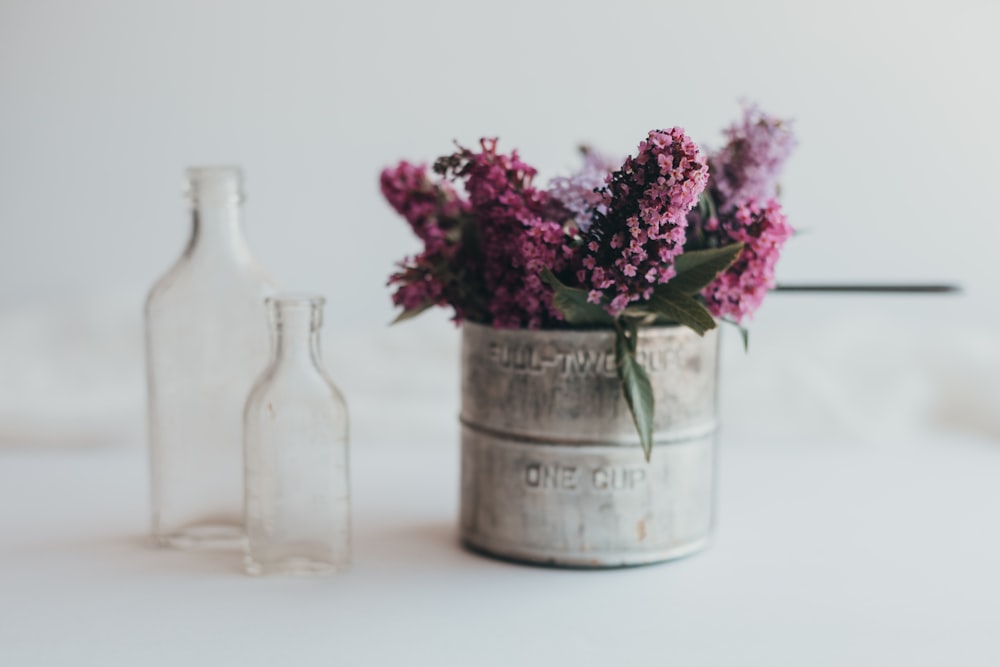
[460,321,719,447]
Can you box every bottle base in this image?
[243,555,347,577]
[153,522,244,550]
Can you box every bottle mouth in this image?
[185,166,244,203]
[266,293,326,309]
[266,293,326,330]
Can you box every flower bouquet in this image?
[382,105,795,460]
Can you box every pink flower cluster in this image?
[685,105,797,323]
[577,128,709,315]
[447,139,575,329]
[700,199,793,322]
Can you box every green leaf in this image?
[623,316,639,354]
[540,268,615,327]
[700,190,718,221]
[646,286,717,336]
[391,301,434,324]
[697,192,710,219]
[721,318,750,352]
[669,243,745,295]
[615,326,655,462]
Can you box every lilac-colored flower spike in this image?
[576,128,709,315]
[709,103,796,214]
[685,104,797,322]
[548,148,619,234]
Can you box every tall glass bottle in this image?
[244,295,351,576]
[146,167,275,549]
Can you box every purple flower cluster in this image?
[380,161,467,255]
[700,199,793,321]
[547,149,618,233]
[577,128,709,315]
[709,103,796,214]
[446,139,575,329]
[381,163,484,322]
[383,141,574,329]
[387,261,445,313]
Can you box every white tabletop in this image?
[3,431,999,666]
[3,304,1000,666]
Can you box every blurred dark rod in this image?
[774,284,960,294]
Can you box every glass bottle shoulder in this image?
[148,253,274,306]
[247,363,347,412]
[244,364,349,443]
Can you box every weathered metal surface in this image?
[460,322,719,567]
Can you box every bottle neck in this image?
[274,324,322,369]
[184,167,252,261]
[268,296,326,372]
[188,201,250,258]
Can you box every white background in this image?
[2,2,1000,665]
[2,0,998,320]
[2,0,997,446]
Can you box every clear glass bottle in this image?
[145,166,275,549]
[243,295,351,576]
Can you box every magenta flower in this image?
[388,259,445,310]
[380,161,468,255]
[383,142,575,329]
[575,128,709,315]
[440,139,574,329]
[382,162,487,323]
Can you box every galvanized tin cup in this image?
[460,322,719,568]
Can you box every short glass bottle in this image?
[243,295,351,576]
[146,167,275,549]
